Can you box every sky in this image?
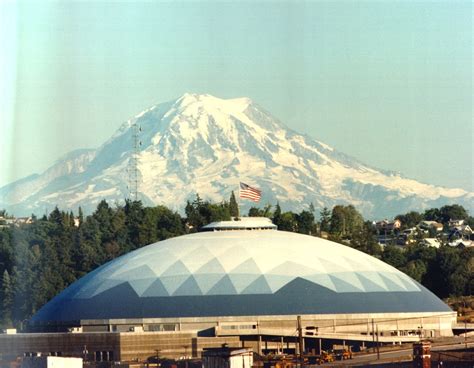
[1,0,472,191]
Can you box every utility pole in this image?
[372,319,375,353]
[297,316,304,363]
[376,324,380,360]
[464,298,468,349]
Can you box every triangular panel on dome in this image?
[228,273,261,294]
[130,278,161,296]
[159,275,190,295]
[90,279,127,298]
[230,258,262,275]
[330,272,366,291]
[72,275,108,299]
[329,275,364,293]
[111,264,158,280]
[166,241,202,259]
[355,273,388,292]
[267,261,319,277]
[396,274,420,292]
[194,257,226,275]
[141,278,170,297]
[356,271,390,291]
[179,246,216,273]
[302,273,337,291]
[213,245,252,272]
[341,255,372,272]
[160,260,191,277]
[131,249,178,274]
[241,275,272,294]
[264,274,296,293]
[379,273,409,292]
[318,258,352,273]
[194,273,227,294]
[173,275,203,296]
[207,275,238,295]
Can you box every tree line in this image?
[0,196,472,329]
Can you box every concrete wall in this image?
[0,332,241,362]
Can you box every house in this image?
[448,225,473,241]
[418,221,443,232]
[448,219,465,229]
[420,238,441,248]
[0,216,15,226]
[403,227,417,236]
[14,217,33,226]
[375,219,402,232]
[448,239,473,248]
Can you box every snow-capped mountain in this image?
[1,93,472,218]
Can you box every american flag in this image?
[240,182,261,202]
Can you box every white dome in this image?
[32,226,450,322]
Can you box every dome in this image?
[32,223,450,323]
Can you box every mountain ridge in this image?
[1,93,472,218]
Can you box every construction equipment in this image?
[333,346,353,360]
[320,350,334,363]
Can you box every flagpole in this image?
[237,182,241,219]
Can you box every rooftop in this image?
[201,217,277,231]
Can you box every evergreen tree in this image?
[78,206,84,226]
[319,207,331,233]
[272,203,282,229]
[278,212,297,232]
[229,191,239,217]
[296,210,315,235]
[1,270,13,327]
[248,205,272,218]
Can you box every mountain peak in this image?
[1,94,472,218]
[174,93,253,114]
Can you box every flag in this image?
[240,182,261,202]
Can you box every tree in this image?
[278,212,297,232]
[185,195,231,230]
[229,191,239,217]
[272,203,282,229]
[248,205,272,218]
[425,246,466,298]
[319,207,331,233]
[1,270,13,327]
[78,206,84,226]
[423,208,441,222]
[350,222,381,256]
[125,200,145,248]
[296,210,315,235]
[439,205,469,223]
[381,245,407,269]
[395,211,423,229]
[329,205,363,237]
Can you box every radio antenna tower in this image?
[127,121,142,201]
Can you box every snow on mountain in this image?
[1,93,472,218]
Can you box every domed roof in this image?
[32,224,450,323]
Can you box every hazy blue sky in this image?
[1,1,472,191]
